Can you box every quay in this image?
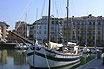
[79,46,104,50]
[79,57,104,69]
[0,43,16,49]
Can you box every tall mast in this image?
[48,0,51,43]
[66,0,69,46]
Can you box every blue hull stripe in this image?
[27,51,80,62]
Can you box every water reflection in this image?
[0,50,7,65]
[0,49,96,69]
[70,54,96,69]
[0,49,29,69]
[14,50,27,65]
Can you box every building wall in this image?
[0,26,2,41]
[32,16,64,44]
[0,22,9,42]
[5,21,31,43]
[15,21,30,42]
[67,15,104,46]
[7,30,17,43]
[33,16,48,44]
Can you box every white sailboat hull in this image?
[27,45,80,68]
[28,54,80,68]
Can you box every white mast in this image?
[66,0,69,46]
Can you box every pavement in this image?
[79,57,104,69]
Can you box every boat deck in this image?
[79,57,104,69]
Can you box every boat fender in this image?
[36,47,41,51]
[74,50,76,54]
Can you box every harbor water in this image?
[0,49,96,69]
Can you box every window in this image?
[93,27,95,30]
[98,26,100,30]
[40,26,41,29]
[78,31,79,34]
[81,33,83,36]
[81,22,84,25]
[78,26,80,29]
[98,22,101,25]
[89,26,91,30]
[44,31,46,34]
[93,36,95,40]
[89,22,91,25]
[81,28,83,31]
[78,22,80,25]
[73,22,75,25]
[98,31,100,35]
[39,31,41,34]
[98,36,100,39]
[44,26,46,29]
[93,22,95,25]
[89,36,91,39]
[93,32,95,35]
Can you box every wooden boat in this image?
[26,0,81,68]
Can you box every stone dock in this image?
[0,43,16,49]
[79,57,104,69]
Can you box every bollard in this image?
[102,48,104,65]
[102,53,104,65]
[97,50,101,59]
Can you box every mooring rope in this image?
[43,48,50,69]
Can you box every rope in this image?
[43,48,50,69]
[16,0,33,30]
[41,0,46,17]
[55,0,59,17]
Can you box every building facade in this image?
[8,21,31,43]
[67,14,104,46]
[7,30,18,43]
[0,22,9,42]
[0,26,2,41]
[15,21,30,38]
[32,16,64,44]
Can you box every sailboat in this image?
[26,0,81,68]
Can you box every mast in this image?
[66,0,69,46]
[48,0,51,43]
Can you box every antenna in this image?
[36,8,38,20]
[25,13,27,21]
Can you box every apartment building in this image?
[67,14,104,46]
[15,21,30,38]
[0,26,2,41]
[11,21,30,42]
[32,16,64,44]
[0,22,9,42]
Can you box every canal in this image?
[0,49,96,69]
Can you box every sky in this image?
[0,0,104,30]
